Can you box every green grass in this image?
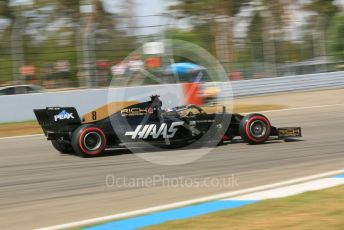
[142,185,344,230]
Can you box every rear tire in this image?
[239,113,271,145]
[51,140,74,154]
[71,124,107,157]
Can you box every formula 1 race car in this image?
[34,95,302,157]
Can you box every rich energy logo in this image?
[54,110,75,122]
[125,122,184,139]
[121,107,153,117]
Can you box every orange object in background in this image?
[182,83,203,106]
[20,64,36,77]
[229,71,243,81]
[146,57,161,69]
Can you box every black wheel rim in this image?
[249,120,267,138]
[83,132,102,151]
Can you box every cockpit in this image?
[148,95,206,118]
[165,104,206,117]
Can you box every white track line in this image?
[226,178,344,201]
[0,134,44,140]
[36,168,344,230]
[2,103,344,141]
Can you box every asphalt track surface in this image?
[1,89,344,230]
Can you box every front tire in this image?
[51,140,74,154]
[71,124,107,157]
[239,113,271,145]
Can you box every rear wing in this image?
[33,107,81,139]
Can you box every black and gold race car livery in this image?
[34,95,302,157]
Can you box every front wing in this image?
[277,127,302,138]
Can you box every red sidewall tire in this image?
[72,125,107,157]
[239,114,271,144]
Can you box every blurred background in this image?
[1,0,344,93]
